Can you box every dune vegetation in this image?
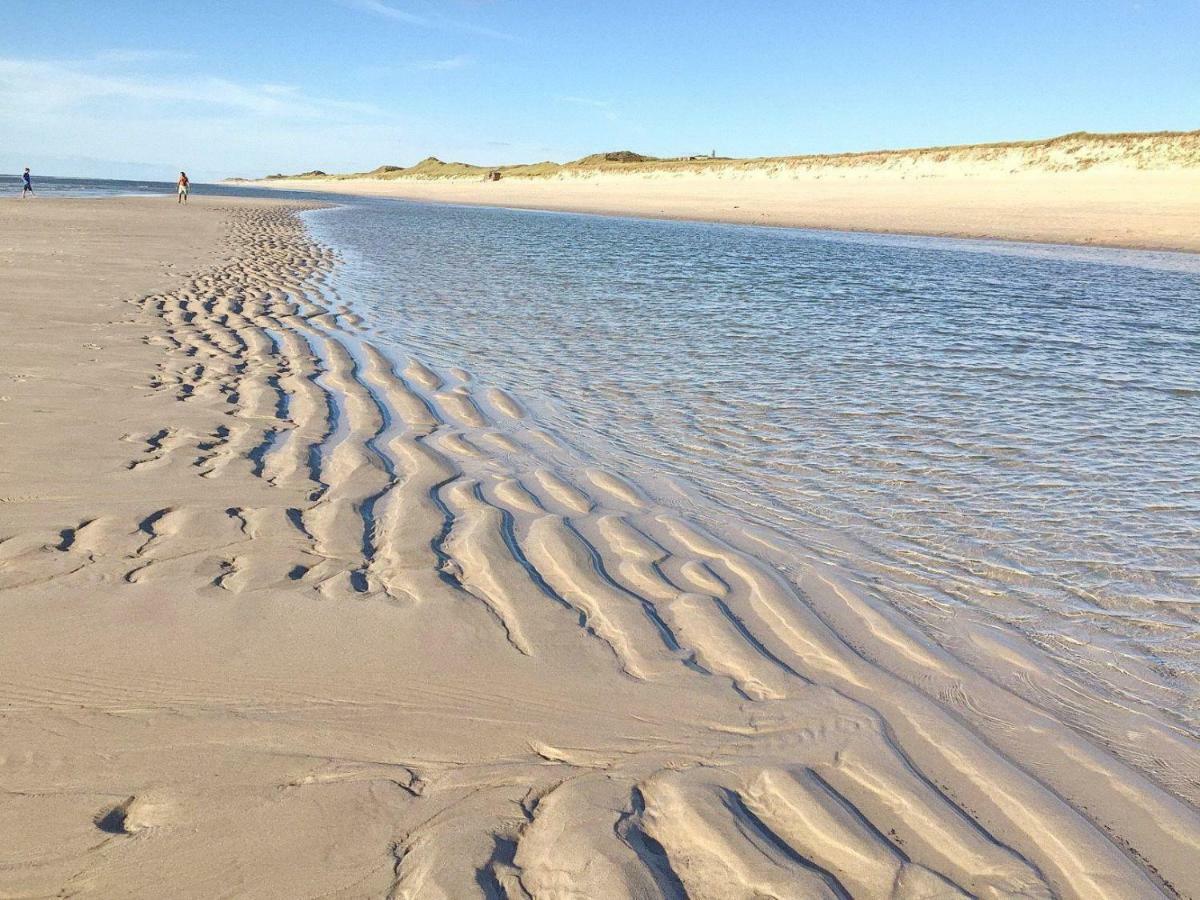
[254,130,1200,183]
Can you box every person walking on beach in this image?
[177,171,189,204]
[21,167,33,198]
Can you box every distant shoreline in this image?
[239,130,1200,254]
[245,167,1200,254]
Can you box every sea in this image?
[0,172,320,201]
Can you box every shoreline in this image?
[2,197,1197,897]
[245,164,1200,254]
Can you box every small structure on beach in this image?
[486,170,502,181]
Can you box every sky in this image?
[0,0,1196,181]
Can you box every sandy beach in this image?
[2,196,1198,899]
[247,131,1200,253]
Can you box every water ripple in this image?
[305,200,1200,728]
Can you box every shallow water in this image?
[305,200,1200,730]
[0,173,329,202]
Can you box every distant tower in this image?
[711,149,716,158]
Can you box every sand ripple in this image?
[1,205,1196,898]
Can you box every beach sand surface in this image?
[250,132,1200,252]
[1,197,1198,899]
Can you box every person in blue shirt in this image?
[21,167,33,198]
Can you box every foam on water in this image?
[303,199,1200,730]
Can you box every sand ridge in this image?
[1,199,1198,898]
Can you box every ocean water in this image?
[0,173,327,202]
[303,199,1200,733]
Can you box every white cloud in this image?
[91,48,196,65]
[409,54,473,71]
[338,0,514,40]
[341,0,430,26]
[558,95,620,123]
[559,95,613,110]
[0,56,380,120]
[0,52,406,180]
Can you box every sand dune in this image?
[1,198,1198,898]
[247,130,1200,252]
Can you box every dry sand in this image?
[251,132,1200,252]
[1,196,1198,898]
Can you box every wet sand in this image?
[1,197,1197,898]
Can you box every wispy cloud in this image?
[342,0,430,26]
[558,95,619,122]
[409,54,473,71]
[0,54,382,120]
[559,95,612,110]
[356,54,474,77]
[91,48,196,65]
[0,51,406,180]
[338,0,514,39]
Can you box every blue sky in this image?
[1,0,1196,181]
